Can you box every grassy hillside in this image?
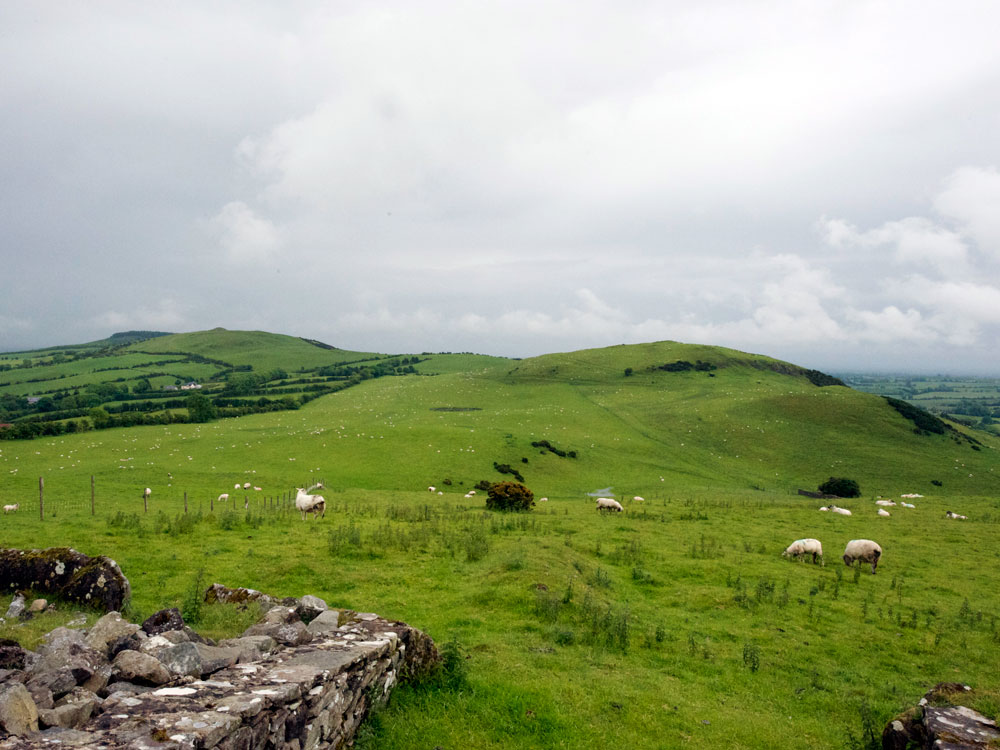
[0,338,998,748]
[126,328,383,370]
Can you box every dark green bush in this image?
[486,481,535,512]
[818,477,861,498]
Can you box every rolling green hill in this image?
[1,334,999,749]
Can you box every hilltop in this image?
[1,330,996,496]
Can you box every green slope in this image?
[125,328,382,369]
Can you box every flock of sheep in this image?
[782,538,883,573]
[783,493,972,574]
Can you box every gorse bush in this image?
[485,481,535,512]
[818,477,861,498]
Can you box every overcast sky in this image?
[2,2,999,373]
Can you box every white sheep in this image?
[843,539,882,574]
[3,504,18,514]
[143,487,152,499]
[875,499,896,506]
[633,496,645,502]
[782,538,823,564]
[900,502,915,508]
[945,510,968,520]
[539,497,548,502]
[235,483,241,490]
[253,486,262,491]
[295,483,326,520]
[427,486,436,492]
[468,490,476,496]
[829,505,852,516]
[217,493,229,503]
[243,482,252,490]
[464,493,473,498]
[877,508,891,517]
[596,497,623,512]
[818,506,829,512]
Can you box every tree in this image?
[89,407,111,429]
[486,481,535,512]
[818,477,860,498]
[186,392,216,423]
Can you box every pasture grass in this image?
[1,486,998,749]
[1,339,999,748]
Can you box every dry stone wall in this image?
[0,585,438,749]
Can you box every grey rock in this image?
[218,634,278,663]
[84,612,140,657]
[3,596,25,621]
[305,610,343,635]
[0,682,38,736]
[26,667,77,701]
[155,641,202,678]
[193,643,240,676]
[110,650,171,686]
[140,607,185,636]
[243,620,313,647]
[924,705,1000,748]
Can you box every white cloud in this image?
[819,216,968,274]
[934,165,1000,257]
[208,202,282,263]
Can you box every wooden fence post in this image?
[184,491,188,514]
[39,476,44,521]
[91,475,95,516]
[211,494,214,512]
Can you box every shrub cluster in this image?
[654,360,716,373]
[492,462,525,482]
[485,481,535,512]
[818,477,861,498]
[531,439,577,458]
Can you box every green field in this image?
[1,334,999,748]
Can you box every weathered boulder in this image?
[2,596,25,621]
[140,607,185,636]
[0,548,130,612]
[84,611,140,657]
[204,582,293,610]
[217,634,278,663]
[109,650,171,686]
[0,682,38,736]
[37,687,100,730]
[296,594,329,623]
[883,683,1000,750]
[28,599,47,614]
[0,640,28,671]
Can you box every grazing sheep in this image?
[538,497,548,502]
[468,490,476,496]
[437,491,443,496]
[843,539,882,574]
[295,483,326,520]
[243,482,252,490]
[596,497,623,513]
[900,502,915,508]
[829,505,852,516]
[464,493,473,498]
[143,487,152,499]
[427,486,436,492]
[818,506,829,512]
[875,499,896,506]
[3,504,18,514]
[253,486,262,491]
[235,483,241,490]
[877,508,891,517]
[633,496,645,502]
[782,538,823,564]
[217,493,229,503]
[945,510,968,520]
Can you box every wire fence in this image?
[16,476,327,521]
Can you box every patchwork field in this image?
[1,334,999,748]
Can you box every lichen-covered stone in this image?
[0,590,438,749]
[85,611,140,657]
[141,607,185,636]
[0,682,38,736]
[0,548,130,612]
